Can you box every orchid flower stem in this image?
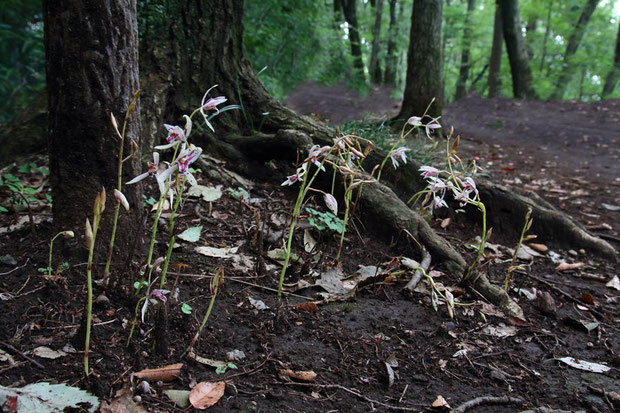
[85,208,102,377]
[185,270,223,357]
[159,176,187,289]
[336,173,353,262]
[278,162,321,302]
[103,93,139,288]
[464,202,487,281]
[505,208,532,290]
[47,232,64,277]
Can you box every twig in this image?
[0,258,30,276]
[587,385,620,406]
[453,395,525,413]
[225,353,272,380]
[0,341,45,369]
[275,382,425,411]
[228,278,313,301]
[524,273,606,319]
[405,248,431,291]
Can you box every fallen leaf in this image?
[32,346,67,359]
[0,382,99,413]
[527,243,548,253]
[556,262,586,272]
[601,203,620,211]
[303,229,316,253]
[163,390,190,409]
[178,226,202,243]
[384,362,395,388]
[431,395,450,408]
[0,349,15,365]
[189,382,225,409]
[195,246,238,258]
[279,369,317,382]
[248,297,269,310]
[440,218,451,229]
[132,363,183,382]
[556,357,611,373]
[581,292,595,305]
[605,275,620,291]
[296,302,319,313]
[187,185,223,202]
[481,324,518,338]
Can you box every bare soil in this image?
[0,85,618,412]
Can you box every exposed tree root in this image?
[469,273,526,320]
[453,395,526,413]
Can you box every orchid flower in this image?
[419,165,439,177]
[425,119,442,137]
[155,115,192,150]
[428,176,446,193]
[407,116,422,127]
[307,145,327,171]
[200,85,227,132]
[126,152,160,185]
[281,173,300,186]
[432,195,448,210]
[151,289,170,304]
[390,147,411,168]
[176,145,203,186]
[462,177,477,195]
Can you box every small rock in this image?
[535,291,556,315]
[568,250,578,257]
[0,255,17,266]
[226,349,246,362]
[133,395,142,403]
[95,294,110,307]
[136,381,150,394]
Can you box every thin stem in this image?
[185,270,223,356]
[84,212,102,376]
[159,176,187,289]
[47,232,63,277]
[464,202,486,280]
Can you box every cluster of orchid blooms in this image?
[418,165,479,211]
[125,88,227,310]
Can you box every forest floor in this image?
[0,84,619,412]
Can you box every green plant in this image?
[42,231,74,278]
[185,268,224,357]
[306,207,344,234]
[181,303,192,314]
[504,208,533,290]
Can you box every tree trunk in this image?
[539,0,554,72]
[383,0,398,86]
[500,0,537,99]
[44,0,142,261]
[368,0,384,84]
[487,0,503,98]
[397,0,443,121]
[601,20,620,99]
[341,0,366,84]
[551,0,599,100]
[524,13,538,59]
[455,0,476,101]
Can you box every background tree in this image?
[339,0,366,84]
[487,0,503,98]
[602,20,620,98]
[454,0,476,100]
[500,0,536,98]
[383,0,399,86]
[397,0,443,121]
[551,0,600,100]
[368,0,384,84]
[44,0,142,259]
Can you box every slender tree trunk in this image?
[397,0,443,120]
[524,13,538,59]
[487,0,503,98]
[500,0,537,99]
[539,0,554,71]
[368,0,384,84]
[455,0,476,100]
[383,0,398,86]
[551,0,599,100]
[44,0,142,259]
[602,20,620,99]
[341,0,366,83]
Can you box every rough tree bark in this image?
[500,0,537,99]
[487,0,503,98]
[341,0,367,84]
[368,0,384,84]
[539,0,554,72]
[397,0,443,120]
[551,0,599,100]
[601,20,620,99]
[455,0,476,101]
[383,0,398,86]
[44,0,142,260]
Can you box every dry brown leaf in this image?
[100,382,146,413]
[556,262,585,272]
[440,218,451,229]
[132,363,183,382]
[527,243,548,253]
[296,302,319,313]
[279,369,317,382]
[581,292,595,305]
[189,382,225,410]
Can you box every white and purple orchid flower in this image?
[419,165,439,177]
[390,147,411,168]
[126,152,160,185]
[200,85,227,132]
[155,115,192,150]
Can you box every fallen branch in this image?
[405,248,431,290]
[453,395,525,413]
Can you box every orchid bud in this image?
[114,189,130,211]
[349,146,365,159]
[94,187,106,216]
[110,112,119,131]
[407,116,422,127]
[85,219,94,249]
[152,256,165,272]
[61,231,75,238]
[323,193,338,215]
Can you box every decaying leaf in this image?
[195,246,238,259]
[163,390,191,409]
[384,362,395,388]
[187,185,223,202]
[296,302,319,313]
[0,382,100,413]
[178,226,202,243]
[481,324,518,338]
[556,262,586,272]
[303,229,317,253]
[132,363,183,382]
[189,382,225,409]
[556,357,611,373]
[248,297,269,310]
[279,369,317,382]
[431,395,450,409]
[32,346,67,360]
[0,349,15,365]
[100,382,146,413]
[606,275,620,291]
